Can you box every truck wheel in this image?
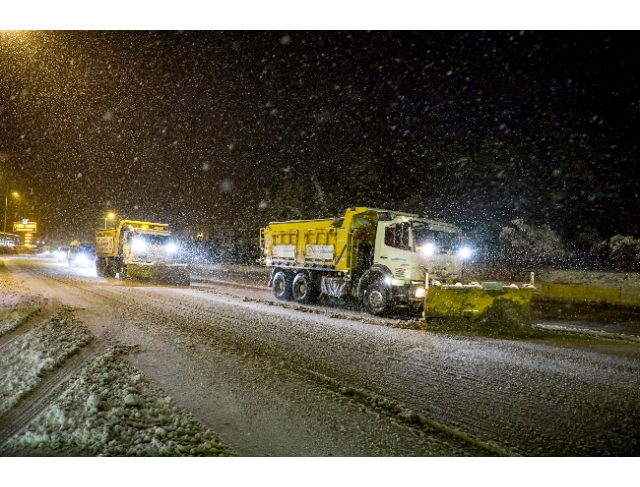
[273,271,292,300]
[96,259,106,277]
[292,273,317,304]
[364,281,392,316]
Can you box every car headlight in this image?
[414,287,426,298]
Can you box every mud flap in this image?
[423,282,536,322]
[125,263,191,286]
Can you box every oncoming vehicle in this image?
[56,247,69,262]
[68,241,96,267]
[95,220,190,285]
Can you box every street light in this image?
[105,212,115,230]
[4,190,19,234]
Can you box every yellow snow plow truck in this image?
[260,207,535,319]
[95,220,190,285]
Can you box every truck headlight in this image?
[133,239,147,252]
[458,247,472,259]
[421,243,436,256]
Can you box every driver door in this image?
[374,221,412,280]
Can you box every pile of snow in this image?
[0,307,93,415]
[0,260,49,309]
[0,308,40,337]
[5,346,233,456]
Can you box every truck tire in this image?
[96,259,106,277]
[292,272,317,304]
[363,281,393,316]
[273,271,292,301]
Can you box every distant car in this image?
[39,246,53,257]
[56,247,70,262]
[68,245,95,267]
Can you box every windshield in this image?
[136,234,171,246]
[132,233,179,261]
[411,223,460,253]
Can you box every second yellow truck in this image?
[95,220,190,285]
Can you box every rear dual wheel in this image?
[292,273,318,304]
[273,271,318,304]
[273,271,293,300]
[96,258,107,277]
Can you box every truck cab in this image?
[366,213,463,313]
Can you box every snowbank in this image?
[0,307,39,337]
[5,346,233,456]
[0,308,93,415]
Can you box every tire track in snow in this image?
[0,308,49,349]
[0,333,121,449]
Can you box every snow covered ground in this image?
[0,308,92,416]
[4,345,232,456]
[2,256,640,456]
[0,260,233,456]
[0,308,39,337]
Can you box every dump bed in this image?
[261,207,377,273]
[95,221,171,259]
[95,229,118,258]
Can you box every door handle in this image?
[380,255,387,259]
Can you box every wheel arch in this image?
[357,265,393,298]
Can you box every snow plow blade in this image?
[125,263,191,286]
[422,282,536,320]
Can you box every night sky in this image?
[1,30,639,245]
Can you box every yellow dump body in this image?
[96,221,170,259]
[261,207,375,272]
[423,282,536,320]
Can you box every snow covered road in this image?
[2,256,639,456]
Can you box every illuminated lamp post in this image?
[105,212,115,230]
[4,191,19,234]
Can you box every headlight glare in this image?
[459,247,472,259]
[421,243,436,256]
[133,239,147,252]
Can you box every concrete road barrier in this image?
[536,283,640,307]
